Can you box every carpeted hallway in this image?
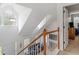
[58,36,79,55]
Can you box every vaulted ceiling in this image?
[18,3,57,38]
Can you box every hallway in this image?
[58,36,79,55]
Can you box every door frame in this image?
[63,4,75,50]
[63,6,64,50]
[63,6,69,50]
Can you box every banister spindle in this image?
[58,27,60,49]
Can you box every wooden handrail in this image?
[17,33,43,55]
[17,28,59,55]
[47,29,58,34]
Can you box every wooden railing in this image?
[17,33,43,55]
[17,27,60,55]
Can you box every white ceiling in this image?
[18,3,57,37]
[67,4,79,13]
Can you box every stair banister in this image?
[17,27,60,55]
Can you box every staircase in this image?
[17,27,60,55]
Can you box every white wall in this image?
[14,4,32,33]
[12,4,32,33]
[18,3,57,36]
[56,3,75,50]
[47,3,74,50]
[33,3,74,51]
[1,3,32,33]
[0,3,76,55]
[74,17,79,28]
[0,4,32,55]
[0,26,25,55]
[47,20,58,31]
[68,5,79,28]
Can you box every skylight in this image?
[32,17,47,35]
[32,15,51,35]
[37,17,47,29]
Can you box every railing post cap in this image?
[44,29,46,31]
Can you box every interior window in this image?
[3,16,16,26]
[0,5,17,26]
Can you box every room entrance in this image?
[63,4,79,54]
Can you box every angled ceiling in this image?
[18,3,57,37]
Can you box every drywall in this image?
[67,4,79,28]
[47,20,59,54]
[18,3,57,36]
[46,3,75,51]
[67,4,79,13]
[0,26,23,55]
[0,3,32,33]
[0,3,77,55]
[13,4,32,33]
[47,3,64,50]
[46,3,72,50]
[0,26,31,55]
[56,3,76,50]
[47,20,58,31]
[11,4,32,33]
[0,3,32,55]
[74,17,79,28]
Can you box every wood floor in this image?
[58,36,79,55]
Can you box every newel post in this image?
[58,27,60,49]
[43,29,47,55]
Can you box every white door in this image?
[63,7,69,49]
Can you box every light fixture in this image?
[10,18,16,22]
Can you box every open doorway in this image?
[63,4,79,54]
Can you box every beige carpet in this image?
[58,36,79,55]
